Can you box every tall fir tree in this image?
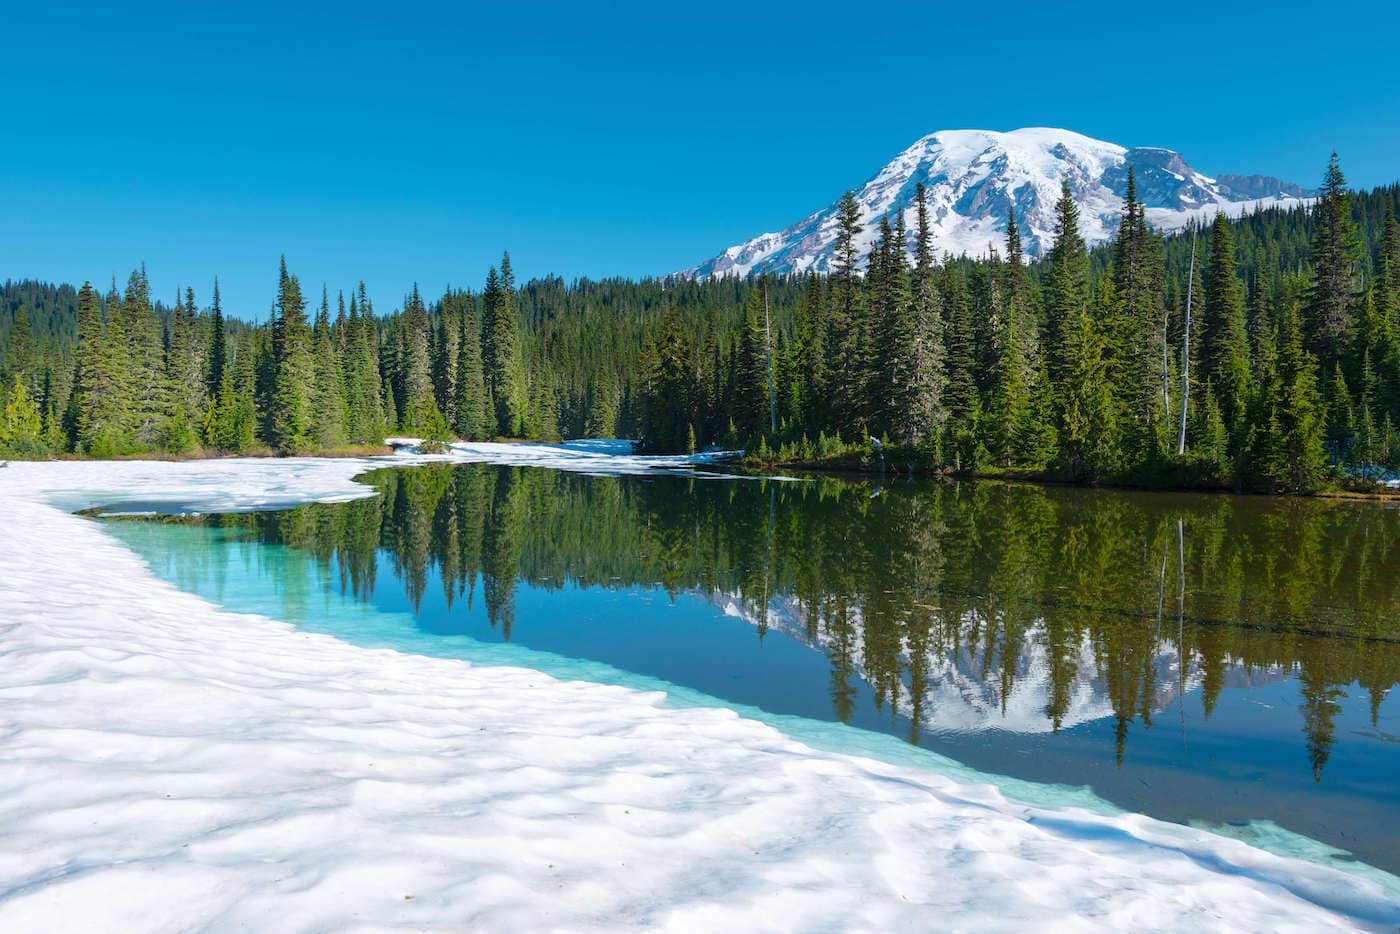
[1308,153,1361,366]
[434,288,461,427]
[905,182,945,448]
[1377,209,1400,331]
[1252,302,1328,492]
[827,190,864,435]
[455,294,490,440]
[1044,180,1089,388]
[206,277,226,400]
[269,257,315,453]
[398,284,440,434]
[1200,214,1252,440]
[119,266,169,447]
[1112,167,1169,463]
[796,272,827,431]
[311,286,348,448]
[482,255,527,436]
[1058,302,1120,481]
[940,263,980,467]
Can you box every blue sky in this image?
[3,0,1397,318]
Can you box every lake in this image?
[99,463,1400,874]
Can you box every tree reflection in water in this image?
[168,464,1400,783]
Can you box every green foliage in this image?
[269,258,315,453]
[1249,303,1328,492]
[1,373,46,457]
[483,255,528,437]
[1201,215,1252,438]
[1309,153,1362,366]
[1058,305,1120,481]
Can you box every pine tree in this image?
[119,266,169,448]
[311,287,348,448]
[735,285,771,439]
[1001,207,1039,381]
[3,305,35,395]
[482,254,527,436]
[1309,153,1361,366]
[1,374,44,455]
[229,329,259,452]
[797,272,827,431]
[41,367,68,453]
[906,182,945,448]
[1059,304,1120,481]
[1022,362,1060,465]
[434,288,461,426]
[1354,349,1379,466]
[455,295,490,440]
[526,358,558,440]
[343,285,386,444]
[1377,209,1400,331]
[986,318,1030,466]
[162,287,203,452]
[987,214,1032,465]
[1249,273,1275,381]
[1325,362,1354,457]
[80,279,135,455]
[638,305,692,452]
[206,277,227,400]
[1350,287,1395,424]
[1112,168,1168,464]
[73,282,111,453]
[584,358,616,438]
[269,257,315,453]
[941,263,979,467]
[398,284,441,435]
[1253,302,1328,492]
[1044,180,1089,387]
[1201,214,1252,439]
[828,190,864,434]
[874,211,920,443]
[1191,381,1230,481]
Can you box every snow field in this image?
[1,455,1397,931]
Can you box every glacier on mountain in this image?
[687,127,1313,278]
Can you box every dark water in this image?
[104,464,1400,873]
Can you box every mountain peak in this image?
[685,128,1312,278]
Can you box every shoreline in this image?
[2,453,1399,929]
[12,439,1400,502]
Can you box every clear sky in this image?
[3,0,1397,318]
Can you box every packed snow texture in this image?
[686,127,1315,278]
[386,438,750,479]
[2,454,1398,931]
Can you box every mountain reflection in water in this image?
[116,463,1400,872]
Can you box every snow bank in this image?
[385,437,750,479]
[2,455,1398,931]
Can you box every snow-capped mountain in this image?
[686,127,1314,278]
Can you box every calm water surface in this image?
[100,464,1400,873]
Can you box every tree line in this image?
[0,253,540,457]
[635,158,1400,493]
[3,155,1399,494]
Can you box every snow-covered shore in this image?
[2,454,1398,931]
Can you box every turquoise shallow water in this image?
[96,462,1400,889]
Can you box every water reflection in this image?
[106,464,1400,871]
[139,465,1400,780]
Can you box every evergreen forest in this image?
[4,156,1400,494]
